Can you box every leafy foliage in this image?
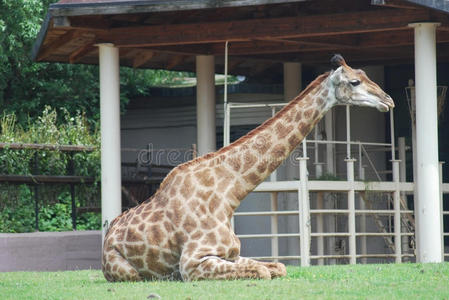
[0,0,202,127]
[0,107,101,233]
[0,188,101,233]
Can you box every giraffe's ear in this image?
[331,54,347,69]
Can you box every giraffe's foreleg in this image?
[179,255,271,281]
[235,256,287,279]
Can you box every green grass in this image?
[1,263,448,299]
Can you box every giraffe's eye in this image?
[350,80,361,87]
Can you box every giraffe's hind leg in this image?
[179,253,271,281]
[102,248,143,282]
[235,256,287,279]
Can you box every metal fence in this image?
[0,143,98,231]
[225,101,448,264]
[234,154,449,265]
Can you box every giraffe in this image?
[102,55,394,281]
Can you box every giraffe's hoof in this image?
[255,265,271,280]
[262,262,287,278]
[271,262,287,278]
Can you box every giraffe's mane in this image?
[156,71,330,193]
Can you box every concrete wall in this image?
[0,231,101,272]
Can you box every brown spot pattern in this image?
[162,252,178,265]
[196,169,215,187]
[227,156,241,172]
[298,122,311,136]
[229,181,246,200]
[191,230,203,240]
[268,161,279,173]
[253,134,271,155]
[196,189,213,201]
[257,162,267,173]
[208,194,221,213]
[133,258,144,269]
[295,111,303,122]
[175,232,187,245]
[150,225,163,244]
[125,244,145,257]
[185,242,198,256]
[163,221,173,232]
[183,215,197,233]
[241,152,257,173]
[126,228,143,242]
[204,232,217,245]
[200,216,217,230]
[244,172,260,186]
[180,176,194,199]
[271,144,286,157]
[288,134,300,148]
[304,108,314,119]
[275,122,291,139]
[149,210,164,223]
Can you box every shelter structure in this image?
[33,0,449,264]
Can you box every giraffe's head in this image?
[329,54,394,112]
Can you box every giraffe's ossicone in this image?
[102,55,394,281]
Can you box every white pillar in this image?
[398,137,407,182]
[359,167,367,264]
[346,158,357,264]
[392,160,402,263]
[325,108,336,265]
[315,128,325,265]
[270,192,279,262]
[299,157,311,267]
[98,43,122,241]
[409,22,443,263]
[283,62,302,262]
[196,55,216,156]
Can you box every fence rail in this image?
[0,143,98,231]
[234,161,449,266]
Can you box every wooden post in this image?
[34,152,39,231]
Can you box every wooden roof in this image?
[32,0,449,80]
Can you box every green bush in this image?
[0,107,101,233]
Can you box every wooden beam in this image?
[251,61,276,76]
[166,55,187,70]
[227,59,245,73]
[243,45,419,65]
[371,0,420,9]
[0,142,95,152]
[254,37,357,49]
[37,30,82,61]
[69,34,96,63]
[129,44,213,56]
[133,51,155,68]
[210,41,331,55]
[102,9,430,47]
[50,0,308,17]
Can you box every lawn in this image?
[1,263,448,300]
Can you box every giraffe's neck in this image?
[216,73,334,209]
